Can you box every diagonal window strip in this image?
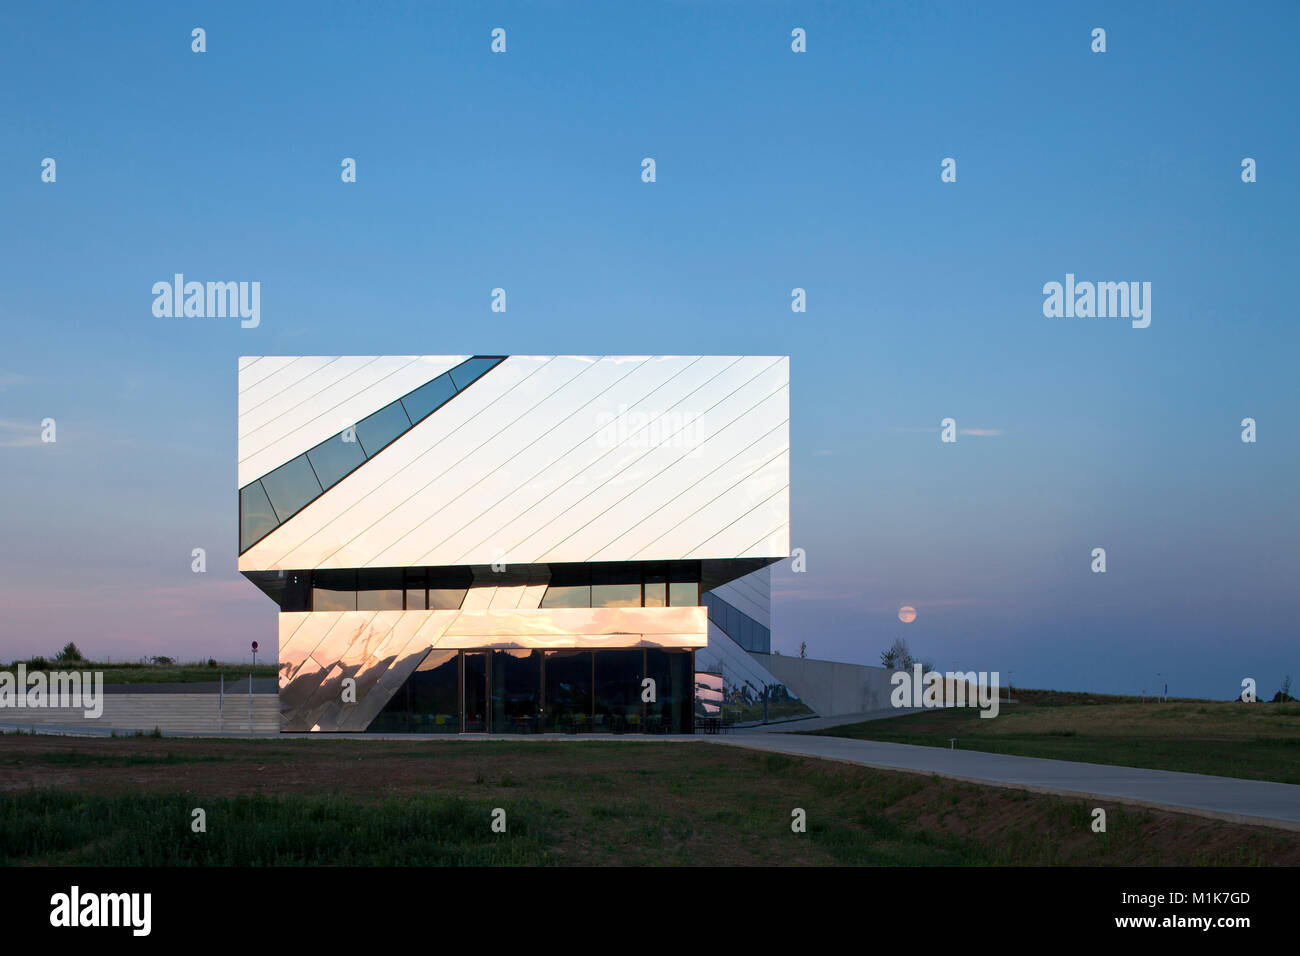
[702,591,771,654]
[239,355,506,553]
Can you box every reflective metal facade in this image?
[279,606,707,731]
[238,355,791,732]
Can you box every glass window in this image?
[491,650,542,733]
[668,581,698,607]
[239,481,279,552]
[356,568,401,590]
[426,567,470,608]
[367,649,460,733]
[646,649,692,733]
[312,587,356,611]
[449,356,501,391]
[428,588,467,610]
[591,566,641,608]
[400,373,457,424]
[668,564,699,607]
[313,570,355,590]
[643,576,666,607]
[594,650,644,732]
[260,454,323,523]
[693,669,723,721]
[358,589,403,611]
[312,570,356,611]
[541,586,590,608]
[428,567,473,589]
[307,432,366,490]
[355,400,411,456]
[354,569,402,610]
[544,650,592,732]
[463,652,488,732]
[402,570,426,610]
[540,564,591,608]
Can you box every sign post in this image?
[249,641,258,734]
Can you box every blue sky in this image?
[1,1,1296,698]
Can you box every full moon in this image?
[898,605,917,623]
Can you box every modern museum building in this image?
[237,354,792,733]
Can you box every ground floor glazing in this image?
[366,647,695,734]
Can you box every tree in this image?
[880,637,917,670]
[56,642,84,663]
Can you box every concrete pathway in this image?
[714,732,1300,831]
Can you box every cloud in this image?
[892,425,1004,437]
[0,372,38,391]
[773,585,1011,614]
[2,578,254,612]
[0,419,43,447]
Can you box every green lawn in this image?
[1,736,1296,866]
[805,694,1300,785]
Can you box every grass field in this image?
[1,735,1296,866]
[806,691,1300,785]
[5,660,279,684]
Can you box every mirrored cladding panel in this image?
[238,355,504,553]
[276,607,704,732]
[242,356,791,734]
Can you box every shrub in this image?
[1276,675,1295,703]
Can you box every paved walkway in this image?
[713,732,1300,830]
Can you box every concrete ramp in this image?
[751,653,896,717]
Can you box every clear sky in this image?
[1,2,1296,699]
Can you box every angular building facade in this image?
[237,355,791,733]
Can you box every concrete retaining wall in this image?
[0,693,280,734]
[751,654,895,717]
